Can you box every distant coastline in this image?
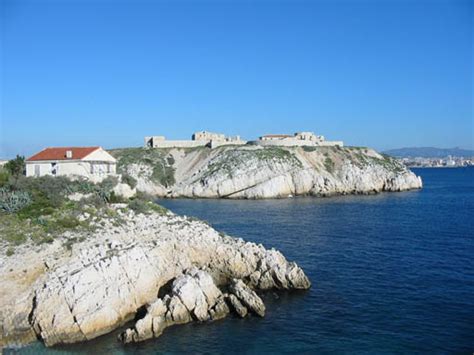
[383,147,474,168]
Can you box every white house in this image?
[26,146,117,181]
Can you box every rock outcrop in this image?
[118,268,271,344]
[110,145,422,199]
[229,279,265,317]
[0,208,310,349]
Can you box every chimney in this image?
[66,150,73,159]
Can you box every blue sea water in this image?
[11,168,474,354]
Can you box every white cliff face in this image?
[0,208,310,349]
[112,146,422,199]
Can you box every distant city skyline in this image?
[1,0,472,158]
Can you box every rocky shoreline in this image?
[0,207,310,350]
[111,145,423,199]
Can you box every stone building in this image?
[257,132,343,147]
[145,131,246,149]
[25,146,117,182]
[192,131,226,141]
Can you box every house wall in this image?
[83,148,117,162]
[26,160,116,181]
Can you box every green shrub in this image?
[121,173,137,189]
[4,155,25,177]
[324,157,335,173]
[0,188,32,213]
[128,199,151,214]
[69,178,96,194]
[99,176,119,190]
[16,193,57,220]
[80,194,107,208]
[0,167,10,187]
[6,247,14,256]
[109,191,127,203]
[135,191,156,202]
[56,216,80,229]
[302,146,317,152]
[150,203,169,215]
[152,165,175,187]
[11,176,71,207]
[166,156,175,165]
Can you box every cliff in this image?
[110,145,422,198]
[0,206,310,349]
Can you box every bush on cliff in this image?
[324,157,335,173]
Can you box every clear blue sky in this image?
[1,0,472,158]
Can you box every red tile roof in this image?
[26,147,100,161]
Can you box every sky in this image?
[0,0,472,158]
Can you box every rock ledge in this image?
[0,209,310,349]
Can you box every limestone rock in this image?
[113,182,136,199]
[229,279,265,317]
[112,146,422,199]
[226,294,248,318]
[120,269,228,344]
[0,211,310,348]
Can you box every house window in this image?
[107,164,111,173]
[90,164,95,174]
[34,165,40,177]
[51,163,57,175]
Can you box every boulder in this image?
[226,294,248,318]
[113,182,136,199]
[229,279,265,317]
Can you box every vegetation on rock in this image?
[0,168,168,248]
[110,148,176,187]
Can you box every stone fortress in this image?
[145,131,343,149]
[145,131,246,149]
[257,132,343,147]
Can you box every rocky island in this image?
[111,145,422,198]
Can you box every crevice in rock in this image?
[27,294,37,326]
[27,293,43,342]
[133,305,148,322]
[157,278,175,299]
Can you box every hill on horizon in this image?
[383,147,474,158]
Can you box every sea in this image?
[10,167,474,354]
